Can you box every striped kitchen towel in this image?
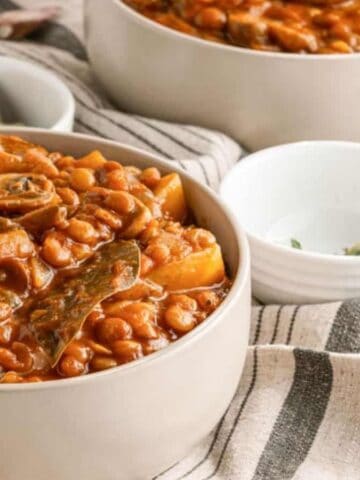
[1,1,360,479]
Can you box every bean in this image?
[0,342,32,372]
[330,39,353,53]
[196,290,220,311]
[0,348,18,370]
[145,243,170,265]
[103,300,131,317]
[76,151,107,169]
[67,218,99,245]
[56,187,80,207]
[63,341,91,363]
[58,355,86,377]
[106,169,128,191]
[91,356,117,371]
[12,342,33,372]
[139,168,161,189]
[140,220,160,242]
[55,156,76,169]
[41,233,72,267]
[119,303,158,339]
[94,208,123,230]
[164,305,196,333]
[1,372,23,383]
[195,7,227,30]
[112,340,143,361]
[104,191,136,214]
[168,294,197,311]
[86,310,104,329]
[86,339,112,355]
[331,22,352,42]
[312,12,340,27]
[143,335,170,355]
[69,168,96,192]
[96,317,132,344]
[104,161,123,172]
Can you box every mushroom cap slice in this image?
[0,173,56,213]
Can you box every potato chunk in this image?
[147,243,225,290]
[154,173,187,222]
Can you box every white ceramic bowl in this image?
[84,0,360,151]
[0,57,74,131]
[220,141,360,304]
[0,128,250,480]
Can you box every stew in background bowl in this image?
[124,0,360,53]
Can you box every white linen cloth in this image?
[1,1,360,479]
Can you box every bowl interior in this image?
[0,58,73,129]
[221,141,360,256]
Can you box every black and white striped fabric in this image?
[2,1,360,479]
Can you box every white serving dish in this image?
[220,141,360,304]
[0,57,74,132]
[84,0,360,151]
[0,128,250,480]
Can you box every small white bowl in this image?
[0,57,74,131]
[220,141,360,304]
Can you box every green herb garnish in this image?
[344,243,360,256]
[291,238,302,250]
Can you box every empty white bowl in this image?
[220,141,360,304]
[0,57,74,131]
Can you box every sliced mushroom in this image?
[0,147,58,178]
[29,257,53,291]
[0,229,34,259]
[17,205,68,236]
[0,288,22,310]
[0,173,57,213]
[121,197,153,239]
[0,258,30,294]
[0,135,45,156]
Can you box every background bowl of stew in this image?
[84,0,360,151]
[0,128,250,480]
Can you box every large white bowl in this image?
[84,0,360,151]
[0,57,74,132]
[0,128,250,480]
[220,141,360,304]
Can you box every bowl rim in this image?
[220,139,360,265]
[0,127,250,391]
[110,0,360,60]
[0,56,75,131]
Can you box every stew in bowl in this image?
[0,135,231,383]
[124,0,360,53]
